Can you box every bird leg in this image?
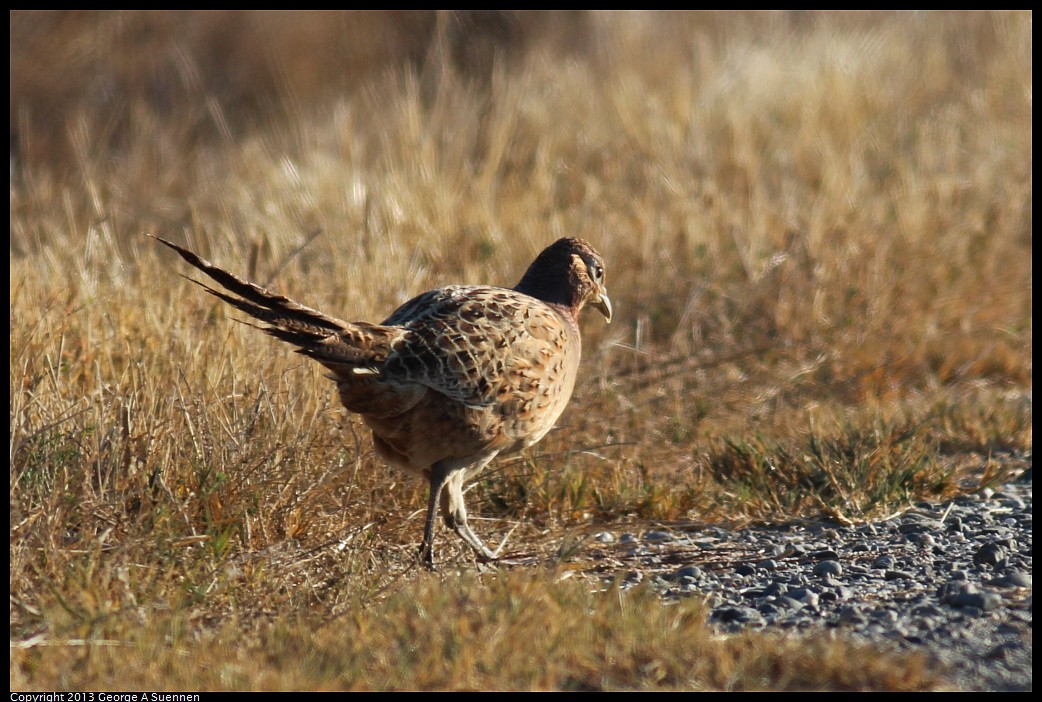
[418,467,449,570]
[440,469,502,562]
[422,453,502,567]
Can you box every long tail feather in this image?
[148,234,350,333]
[149,234,393,372]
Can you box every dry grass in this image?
[10,573,944,691]
[10,10,1031,691]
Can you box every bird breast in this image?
[349,286,582,473]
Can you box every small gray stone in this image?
[813,560,843,577]
[973,542,1009,567]
[594,531,615,544]
[776,596,805,611]
[988,571,1031,588]
[885,569,916,581]
[675,565,702,580]
[811,549,840,560]
[914,533,937,548]
[790,588,820,607]
[712,606,764,624]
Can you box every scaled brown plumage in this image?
[151,234,612,568]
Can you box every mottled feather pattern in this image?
[380,286,573,412]
[150,234,611,568]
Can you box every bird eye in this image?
[580,254,604,284]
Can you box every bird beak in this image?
[591,290,613,324]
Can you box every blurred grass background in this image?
[10,10,1031,690]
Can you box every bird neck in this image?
[515,267,580,315]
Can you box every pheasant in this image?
[151,235,612,568]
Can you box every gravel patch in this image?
[580,474,1032,691]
